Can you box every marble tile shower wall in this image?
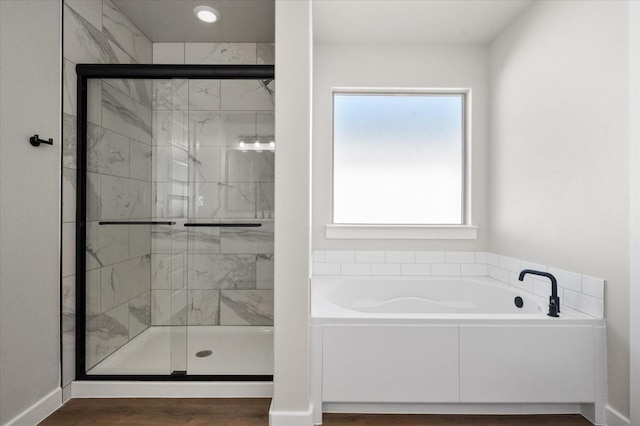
[312,250,605,318]
[62,0,152,385]
[150,42,275,329]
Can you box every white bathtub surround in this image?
[310,275,607,425]
[313,251,604,318]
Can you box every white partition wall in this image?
[0,1,62,424]
[270,0,313,424]
[630,2,640,425]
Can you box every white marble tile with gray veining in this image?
[86,221,129,270]
[154,182,189,218]
[86,303,129,369]
[64,3,134,66]
[185,43,257,65]
[62,275,76,318]
[220,290,273,326]
[226,150,275,183]
[221,182,256,217]
[63,113,77,169]
[129,139,152,181]
[87,172,102,222]
[100,255,151,312]
[187,254,256,290]
[62,328,76,386]
[129,291,151,339]
[63,59,77,117]
[62,314,75,346]
[257,111,275,136]
[101,175,151,220]
[188,80,221,111]
[65,0,103,31]
[221,80,274,111]
[88,123,130,177]
[63,168,77,223]
[188,227,221,254]
[151,224,188,254]
[129,224,151,258]
[153,145,189,182]
[220,221,274,254]
[63,223,76,278]
[103,0,152,63]
[88,78,102,125]
[153,110,189,147]
[151,289,187,326]
[192,146,222,183]
[187,290,220,325]
[257,43,275,65]
[104,78,152,108]
[86,267,102,317]
[189,111,256,147]
[102,82,152,144]
[151,254,171,290]
[257,182,275,216]
[152,253,186,290]
[153,79,188,111]
[153,43,185,64]
[256,254,274,290]
[192,182,223,218]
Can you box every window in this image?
[332,91,467,226]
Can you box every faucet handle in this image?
[548,296,560,317]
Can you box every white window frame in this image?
[326,88,477,240]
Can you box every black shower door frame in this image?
[75,64,275,381]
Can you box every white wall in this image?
[629,2,640,424]
[0,1,62,424]
[270,0,313,424]
[312,43,489,251]
[489,1,630,419]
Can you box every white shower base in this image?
[88,326,273,376]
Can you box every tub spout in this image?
[518,269,560,317]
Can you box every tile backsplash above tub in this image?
[312,250,605,318]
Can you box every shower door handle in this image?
[98,221,177,225]
[183,223,262,227]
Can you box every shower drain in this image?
[195,350,213,358]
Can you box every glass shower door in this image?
[83,76,162,375]
[80,70,274,379]
[183,78,275,375]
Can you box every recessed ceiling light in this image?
[194,6,220,23]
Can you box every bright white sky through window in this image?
[333,93,464,225]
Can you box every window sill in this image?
[325,224,478,240]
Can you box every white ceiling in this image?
[313,0,533,44]
[112,0,531,45]
[112,0,275,43]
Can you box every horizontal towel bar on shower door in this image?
[98,221,176,225]
[183,223,262,227]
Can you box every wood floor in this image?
[40,398,594,425]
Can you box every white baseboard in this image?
[323,402,582,415]
[71,381,273,398]
[605,405,630,426]
[4,388,62,426]
[62,384,72,403]
[269,401,314,426]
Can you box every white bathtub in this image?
[313,275,597,321]
[310,275,606,425]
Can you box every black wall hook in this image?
[30,134,53,147]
